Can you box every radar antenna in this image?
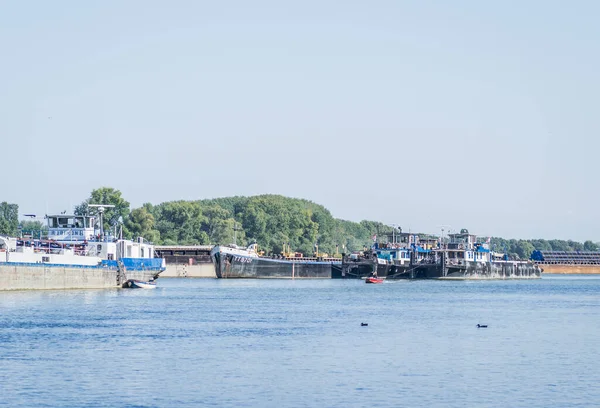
[88,204,115,239]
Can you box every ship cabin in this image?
[7,214,159,263]
[372,232,419,265]
[392,232,438,263]
[373,243,411,265]
[445,229,491,264]
[46,214,97,243]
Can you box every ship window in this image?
[42,256,50,262]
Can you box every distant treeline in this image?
[489,238,599,261]
[2,188,599,260]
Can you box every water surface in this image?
[1,275,598,407]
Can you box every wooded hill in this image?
[3,187,599,259]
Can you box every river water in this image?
[0,275,598,407]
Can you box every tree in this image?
[583,240,599,251]
[200,205,242,245]
[530,239,552,251]
[548,240,571,252]
[515,240,535,260]
[0,202,19,236]
[152,201,208,245]
[567,240,584,251]
[126,207,160,243]
[19,220,47,239]
[75,187,131,236]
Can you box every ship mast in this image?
[88,204,115,240]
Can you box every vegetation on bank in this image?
[1,187,599,259]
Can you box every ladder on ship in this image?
[117,260,128,287]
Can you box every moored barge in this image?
[334,229,542,280]
[211,244,341,278]
[0,210,165,290]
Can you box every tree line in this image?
[1,187,599,259]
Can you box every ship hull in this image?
[331,262,410,279]
[213,251,337,279]
[334,260,541,280]
[443,260,542,279]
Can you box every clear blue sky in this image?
[1,1,598,241]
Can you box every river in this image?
[1,275,598,407]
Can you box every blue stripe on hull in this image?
[0,261,118,270]
[120,258,165,271]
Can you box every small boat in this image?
[365,277,384,284]
[125,279,157,289]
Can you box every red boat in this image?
[365,277,384,284]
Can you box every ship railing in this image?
[25,242,99,257]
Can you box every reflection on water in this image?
[1,275,599,407]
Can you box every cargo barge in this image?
[530,250,600,274]
[211,244,340,278]
[334,229,542,280]
[0,209,165,290]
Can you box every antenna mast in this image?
[88,204,116,239]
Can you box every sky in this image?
[1,0,599,241]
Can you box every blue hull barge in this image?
[0,209,165,290]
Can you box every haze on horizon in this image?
[1,1,598,242]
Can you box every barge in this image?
[211,244,340,278]
[334,229,542,280]
[0,209,165,290]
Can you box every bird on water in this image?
[361,323,368,326]
[477,324,488,328]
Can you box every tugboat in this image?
[334,227,542,280]
[333,229,415,279]
[412,229,542,279]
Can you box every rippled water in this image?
[1,275,599,407]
